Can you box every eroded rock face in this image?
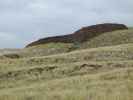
[26,23,128,47]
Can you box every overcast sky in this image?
[0,0,133,48]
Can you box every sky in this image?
[0,0,133,48]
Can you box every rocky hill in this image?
[26,23,128,47]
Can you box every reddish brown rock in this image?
[26,23,128,47]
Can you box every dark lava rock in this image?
[26,23,128,47]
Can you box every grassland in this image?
[0,28,133,100]
[15,28,133,58]
[82,29,133,49]
[1,68,133,100]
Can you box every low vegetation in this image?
[82,29,133,49]
[0,26,133,100]
[18,28,133,58]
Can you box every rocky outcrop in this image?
[26,23,128,47]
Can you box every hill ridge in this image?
[26,23,128,47]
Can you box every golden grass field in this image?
[0,28,133,100]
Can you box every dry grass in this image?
[22,29,133,57]
[0,29,133,100]
[82,29,133,49]
[0,68,133,100]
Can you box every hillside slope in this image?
[0,68,133,100]
[0,24,133,100]
[82,28,133,49]
[1,24,130,58]
[26,23,127,47]
[14,28,133,58]
[0,43,133,100]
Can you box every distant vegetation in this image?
[26,23,127,47]
[82,29,133,49]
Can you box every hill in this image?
[0,24,133,100]
[1,23,129,59]
[14,28,132,58]
[26,23,127,47]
